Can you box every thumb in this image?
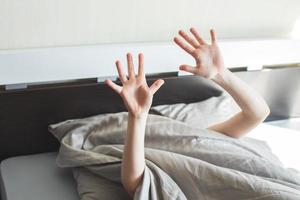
[179,65,197,74]
[105,79,122,94]
[149,79,164,95]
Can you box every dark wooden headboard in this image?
[1,66,300,161]
[0,75,222,161]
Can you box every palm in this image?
[174,28,224,79]
[120,79,152,115]
[193,44,224,78]
[105,53,164,117]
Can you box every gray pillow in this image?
[151,92,240,129]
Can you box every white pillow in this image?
[151,93,240,129]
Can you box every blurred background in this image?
[0,0,299,49]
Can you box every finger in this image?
[115,60,127,83]
[179,64,198,74]
[149,79,164,95]
[190,27,206,45]
[105,79,122,94]
[126,53,135,79]
[138,53,144,77]
[210,29,217,44]
[178,30,199,48]
[173,37,194,55]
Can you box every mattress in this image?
[0,152,79,200]
[266,118,300,131]
[248,123,300,171]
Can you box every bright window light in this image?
[290,16,300,39]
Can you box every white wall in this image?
[0,0,300,85]
[0,0,299,49]
[1,39,300,85]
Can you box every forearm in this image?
[212,68,270,120]
[121,113,147,195]
[208,68,270,138]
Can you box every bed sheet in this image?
[0,152,79,200]
[248,123,300,171]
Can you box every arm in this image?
[123,113,147,195]
[174,28,270,138]
[209,68,270,138]
[105,53,164,195]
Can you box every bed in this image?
[1,124,299,200]
[1,67,300,200]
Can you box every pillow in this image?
[151,92,240,129]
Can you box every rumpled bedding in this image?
[49,112,300,200]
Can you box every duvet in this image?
[49,112,300,200]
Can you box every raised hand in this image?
[105,53,164,118]
[174,28,225,79]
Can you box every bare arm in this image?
[174,28,270,138]
[105,53,164,195]
[209,68,270,138]
[123,114,147,195]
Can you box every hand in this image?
[174,28,225,79]
[105,53,164,118]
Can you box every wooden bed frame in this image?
[1,67,300,162]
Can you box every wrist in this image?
[128,112,148,121]
[212,67,231,85]
[127,112,148,136]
